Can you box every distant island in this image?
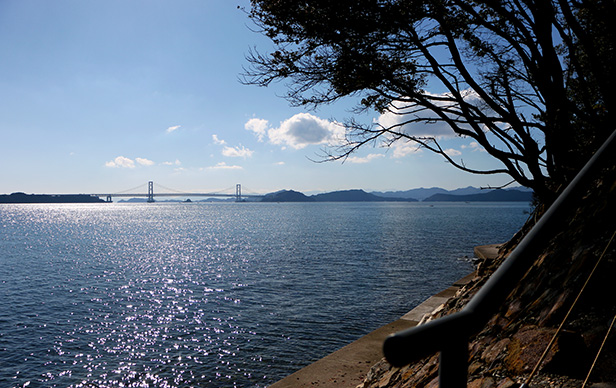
[260,187,532,202]
[261,189,418,202]
[0,186,533,203]
[423,190,534,202]
[0,193,105,204]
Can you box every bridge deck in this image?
[91,193,263,198]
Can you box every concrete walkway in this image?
[474,244,502,260]
[269,245,501,388]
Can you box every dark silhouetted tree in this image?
[243,0,614,203]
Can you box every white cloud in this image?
[245,113,345,150]
[105,156,156,168]
[346,153,385,164]
[212,134,226,145]
[207,162,243,170]
[136,157,155,166]
[267,113,345,149]
[275,161,285,166]
[245,118,269,142]
[377,89,485,138]
[391,141,422,158]
[162,159,182,166]
[222,145,253,158]
[213,135,252,158]
[461,141,486,152]
[444,148,462,157]
[166,125,181,133]
[105,156,136,168]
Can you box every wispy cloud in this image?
[461,141,486,152]
[345,153,385,164]
[105,156,156,168]
[166,125,181,134]
[212,134,253,158]
[391,141,423,158]
[212,134,226,145]
[444,148,462,157]
[136,157,155,166]
[222,145,253,158]
[105,156,136,168]
[207,162,243,170]
[162,159,182,166]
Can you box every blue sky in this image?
[0,0,515,195]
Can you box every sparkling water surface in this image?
[0,202,530,387]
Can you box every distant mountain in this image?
[261,190,314,202]
[447,186,486,196]
[312,189,416,202]
[373,186,532,201]
[372,187,448,201]
[259,189,416,202]
[259,187,533,202]
[372,186,488,200]
[424,189,533,202]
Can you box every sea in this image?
[0,201,531,388]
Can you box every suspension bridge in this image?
[92,182,263,202]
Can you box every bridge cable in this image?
[114,183,148,195]
[153,182,190,194]
[521,229,616,388]
[208,186,235,195]
[241,185,257,195]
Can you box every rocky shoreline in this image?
[357,167,616,388]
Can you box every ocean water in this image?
[0,202,530,388]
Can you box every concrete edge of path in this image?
[474,244,502,260]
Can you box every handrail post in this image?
[439,336,468,387]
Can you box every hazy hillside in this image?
[259,187,533,202]
[373,186,531,201]
[424,189,533,202]
[261,190,314,202]
[371,187,449,201]
[312,189,414,202]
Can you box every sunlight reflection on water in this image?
[0,202,529,387]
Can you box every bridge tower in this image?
[147,181,155,203]
[235,184,242,202]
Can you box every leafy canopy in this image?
[244,0,615,203]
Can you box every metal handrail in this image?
[383,129,616,387]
